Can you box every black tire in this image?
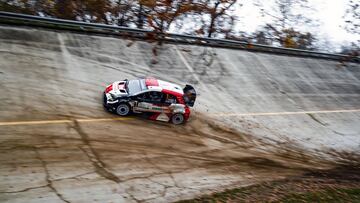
[116,103,131,116]
[171,113,184,125]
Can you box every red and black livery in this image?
[103,77,196,124]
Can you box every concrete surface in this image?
[0,25,359,202]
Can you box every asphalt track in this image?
[0,25,359,203]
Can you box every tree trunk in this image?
[137,4,144,29]
[207,1,220,38]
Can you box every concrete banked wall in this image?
[1,25,359,154]
[1,25,360,203]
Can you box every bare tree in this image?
[1,0,240,39]
[340,1,360,66]
[53,0,79,20]
[205,0,237,37]
[253,0,317,49]
[0,0,46,15]
[138,0,198,33]
[52,0,111,23]
[189,0,237,38]
[344,0,359,35]
[107,0,135,26]
[255,0,315,30]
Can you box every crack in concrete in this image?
[142,154,191,190]
[307,113,347,136]
[307,113,328,126]
[141,185,174,202]
[124,187,141,203]
[71,120,121,183]
[0,171,94,194]
[129,174,180,201]
[34,149,71,203]
[121,172,174,183]
[332,130,346,136]
[0,185,48,194]
[119,153,196,202]
[51,171,96,182]
[78,145,121,183]
[168,171,183,189]
[159,186,170,198]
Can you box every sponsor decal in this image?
[152,107,163,111]
[156,113,170,122]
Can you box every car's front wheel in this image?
[116,103,131,116]
[171,113,184,125]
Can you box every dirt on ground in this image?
[177,164,360,202]
[1,112,356,203]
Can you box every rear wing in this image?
[183,85,196,107]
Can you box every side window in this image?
[148,91,163,103]
[135,93,147,101]
[163,94,177,105]
[136,91,163,103]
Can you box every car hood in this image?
[105,81,129,98]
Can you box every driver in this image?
[149,91,161,102]
[165,94,176,104]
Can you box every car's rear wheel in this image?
[171,113,184,125]
[116,103,131,116]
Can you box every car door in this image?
[160,93,178,113]
[133,91,166,113]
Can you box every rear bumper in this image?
[183,107,191,121]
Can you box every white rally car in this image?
[103,77,196,124]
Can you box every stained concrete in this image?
[0,25,359,202]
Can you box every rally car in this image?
[103,77,196,124]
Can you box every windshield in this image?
[127,79,147,95]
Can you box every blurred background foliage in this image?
[0,0,358,54]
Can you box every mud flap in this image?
[148,112,170,122]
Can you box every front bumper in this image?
[103,92,118,110]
